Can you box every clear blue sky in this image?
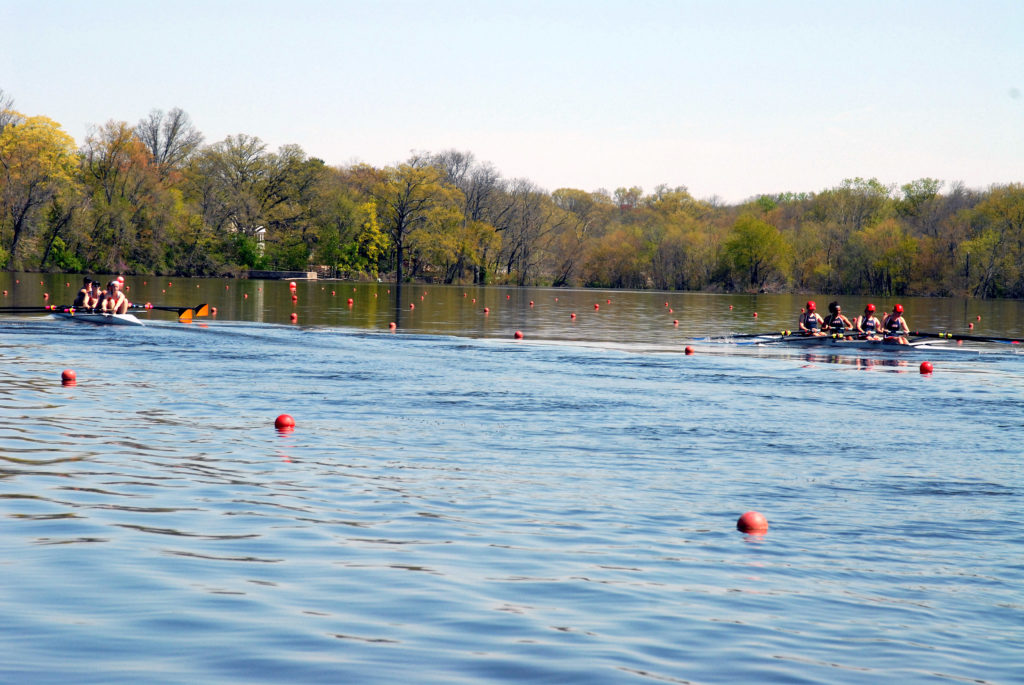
[2,0,1021,203]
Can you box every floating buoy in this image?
[684,345,694,355]
[506,294,510,300]
[753,312,758,318]
[471,298,476,303]
[729,305,733,310]
[225,284,229,289]
[555,297,558,302]
[594,303,600,310]
[920,361,933,374]
[274,414,295,431]
[291,294,298,302]
[65,282,70,287]
[332,291,335,296]
[606,299,611,304]
[977,315,981,321]
[388,322,397,330]
[514,330,523,339]
[484,307,490,314]
[347,298,354,306]
[289,281,297,289]
[669,308,673,313]
[409,303,415,309]
[61,369,77,386]
[244,293,248,299]
[43,293,49,299]
[968,322,974,329]
[737,511,768,533]
[674,320,679,326]
[570,313,576,319]
[463,293,467,297]
[211,307,217,316]
[290,312,298,323]
[529,301,534,307]
[420,295,424,301]
[2,290,6,296]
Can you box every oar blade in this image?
[193,304,209,317]
[177,308,194,323]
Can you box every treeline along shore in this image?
[1,90,1022,297]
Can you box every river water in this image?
[1,274,1022,684]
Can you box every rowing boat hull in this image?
[757,335,949,352]
[51,311,144,326]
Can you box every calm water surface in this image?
[1,275,1022,683]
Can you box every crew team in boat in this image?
[70,276,129,315]
[799,300,908,344]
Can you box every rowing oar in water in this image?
[128,302,210,318]
[909,330,1023,345]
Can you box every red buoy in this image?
[570,313,576,319]
[968,322,974,329]
[529,301,534,307]
[737,511,768,533]
[753,312,758,318]
[43,293,49,299]
[274,414,295,431]
[606,299,611,304]
[514,330,524,339]
[291,294,298,302]
[684,346,694,355]
[388,322,397,330]
[61,369,77,385]
[410,303,415,309]
[483,307,490,314]
[977,315,981,321]
[347,298,354,306]
[290,312,298,323]
[673,320,679,326]
[244,293,248,299]
[289,281,297,290]
[594,303,600,310]
[920,361,933,374]
[211,307,217,316]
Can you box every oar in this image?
[129,302,209,316]
[909,330,1022,345]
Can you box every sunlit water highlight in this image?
[1,276,1022,683]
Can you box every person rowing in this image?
[856,303,882,341]
[798,300,825,336]
[823,301,853,336]
[100,280,129,315]
[73,277,91,308]
[881,303,910,345]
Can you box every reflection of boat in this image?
[51,311,144,326]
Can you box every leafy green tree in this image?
[0,112,79,268]
[722,214,790,290]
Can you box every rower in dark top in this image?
[799,300,825,336]
[881,303,910,345]
[823,301,853,336]
[856,303,882,340]
[73,277,91,308]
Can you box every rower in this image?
[881,304,910,345]
[100,280,129,315]
[73,277,91,308]
[798,300,825,336]
[856,303,882,340]
[823,301,852,336]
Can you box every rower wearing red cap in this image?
[856,303,882,341]
[798,300,825,336]
[881,304,910,344]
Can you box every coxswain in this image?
[100,280,129,315]
[823,301,853,336]
[856,303,882,340]
[798,300,825,336]
[881,304,910,345]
